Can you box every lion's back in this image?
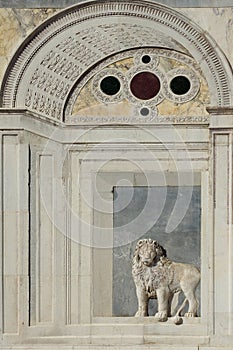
[171,261,200,288]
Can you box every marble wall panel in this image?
[2,135,19,333]
[179,8,233,70]
[37,155,55,324]
[0,8,58,84]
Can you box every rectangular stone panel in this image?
[213,134,232,335]
[2,135,19,333]
[37,155,55,324]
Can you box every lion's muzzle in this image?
[141,258,153,266]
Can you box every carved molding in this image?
[1,0,233,8]
[0,0,232,122]
[67,114,209,125]
[207,106,233,115]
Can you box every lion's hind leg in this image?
[182,288,198,317]
[180,266,200,317]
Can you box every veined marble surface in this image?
[0,8,58,84]
[179,8,233,72]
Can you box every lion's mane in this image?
[132,238,167,297]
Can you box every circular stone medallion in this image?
[130,72,160,100]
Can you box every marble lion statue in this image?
[132,238,200,324]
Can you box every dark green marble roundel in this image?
[100,76,121,96]
[170,75,191,95]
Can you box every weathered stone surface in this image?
[0,8,58,83]
[179,8,233,70]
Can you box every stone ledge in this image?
[0,346,199,350]
[4,346,233,350]
[3,346,233,350]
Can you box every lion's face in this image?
[136,239,160,267]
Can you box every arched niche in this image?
[0,0,232,123]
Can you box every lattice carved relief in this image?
[3,21,185,121]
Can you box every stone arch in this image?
[0,0,232,122]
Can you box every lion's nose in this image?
[143,254,150,260]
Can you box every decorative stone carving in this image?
[68,110,158,125]
[69,47,209,124]
[125,64,165,107]
[0,1,232,122]
[73,47,202,101]
[132,238,200,325]
[92,68,127,104]
[162,67,200,104]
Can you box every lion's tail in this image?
[175,297,188,317]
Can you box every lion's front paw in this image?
[184,312,195,317]
[135,310,148,317]
[155,312,168,322]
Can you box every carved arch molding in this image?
[0,0,233,123]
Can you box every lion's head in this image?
[133,238,167,267]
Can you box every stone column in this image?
[0,133,29,339]
[208,107,233,337]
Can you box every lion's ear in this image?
[138,240,143,246]
[161,246,167,257]
[133,248,140,263]
[133,241,142,262]
[156,245,167,257]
